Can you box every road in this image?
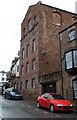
[0,95,77,119]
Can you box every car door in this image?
[6,90,11,98]
[43,94,50,108]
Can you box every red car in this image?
[36,93,73,112]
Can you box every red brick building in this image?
[59,21,77,104]
[20,1,77,100]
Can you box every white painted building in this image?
[11,57,20,90]
[11,57,20,77]
[0,71,7,87]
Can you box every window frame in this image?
[26,44,30,56]
[73,79,77,99]
[21,65,24,75]
[2,77,5,81]
[22,48,24,59]
[32,78,36,89]
[65,49,77,70]
[32,39,36,52]
[73,51,77,67]
[65,51,73,70]
[68,28,76,41]
[26,62,30,73]
[28,19,33,31]
[25,80,29,89]
[32,59,36,70]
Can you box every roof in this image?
[21,2,77,24]
[30,2,77,15]
[59,21,77,34]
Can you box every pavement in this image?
[73,103,77,113]
[0,115,4,120]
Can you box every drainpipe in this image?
[58,33,64,97]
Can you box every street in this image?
[0,95,77,119]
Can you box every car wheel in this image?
[4,95,6,99]
[50,104,55,112]
[8,95,11,100]
[36,101,41,108]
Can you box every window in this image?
[32,78,35,88]
[73,51,77,67]
[28,19,32,31]
[2,73,4,76]
[27,44,30,56]
[22,48,24,59]
[2,78,5,81]
[73,80,77,99]
[32,39,36,52]
[32,59,36,70]
[68,28,76,41]
[25,80,29,89]
[65,50,77,70]
[65,51,72,69]
[44,93,49,99]
[53,12,62,26]
[34,15,38,25]
[26,62,30,73]
[21,65,24,75]
[17,65,19,72]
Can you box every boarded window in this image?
[53,12,62,26]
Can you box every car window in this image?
[6,90,10,93]
[15,91,21,94]
[50,94,65,100]
[44,93,49,99]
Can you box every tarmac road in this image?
[0,95,77,119]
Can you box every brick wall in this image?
[20,2,77,100]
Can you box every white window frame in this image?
[73,80,77,99]
[32,59,36,70]
[68,28,76,41]
[65,51,72,69]
[73,50,77,67]
[32,39,36,52]
[27,44,30,56]
[32,78,35,89]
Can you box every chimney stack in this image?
[75,1,77,14]
[37,1,42,5]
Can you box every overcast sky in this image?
[0,0,77,72]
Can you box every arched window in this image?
[53,12,62,26]
[28,19,33,31]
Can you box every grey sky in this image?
[0,0,77,72]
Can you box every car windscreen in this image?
[15,91,21,94]
[50,94,65,100]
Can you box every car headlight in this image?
[57,104,63,107]
[70,104,73,107]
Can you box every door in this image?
[43,82,56,93]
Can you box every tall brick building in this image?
[19,1,77,100]
[59,21,77,103]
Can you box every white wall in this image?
[11,59,20,77]
[0,72,7,86]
